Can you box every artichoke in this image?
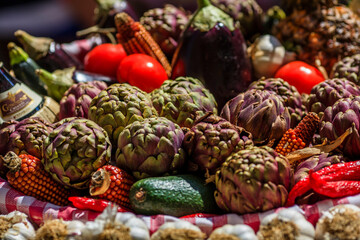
[294,153,347,184]
[59,81,107,120]
[306,78,360,116]
[89,83,158,144]
[330,54,360,85]
[220,89,290,145]
[319,96,360,158]
[183,113,253,173]
[210,0,263,39]
[214,146,293,214]
[140,4,190,59]
[0,117,53,159]
[116,117,186,179]
[247,77,306,128]
[151,77,218,128]
[42,117,111,189]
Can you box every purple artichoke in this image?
[330,54,360,85]
[306,78,360,116]
[115,117,186,179]
[214,146,293,214]
[0,117,53,159]
[183,113,253,173]
[294,153,347,184]
[140,4,190,59]
[319,96,360,158]
[220,89,290,145]
[59,81,107,120]
[43,117,111,189]
[247,77,306,128]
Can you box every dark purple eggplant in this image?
[171,0,253,109]
[14,30,83,72]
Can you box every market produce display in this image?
[3,0,360,238]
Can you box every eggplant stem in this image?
[76,26,117,44]
[197,0,211,8]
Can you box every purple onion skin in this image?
[38,42,83,72]
[171,23,252,109]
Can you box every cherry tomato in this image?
[274,61,325,94]
[84,43,127,77]
[117,54,168,92]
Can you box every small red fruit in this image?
[84,43,127,77]
[117,54,168,92]
[275,61,325,94]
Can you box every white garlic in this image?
[151,220,206,240]
[0,211,35,240]
[248,34,295,79]
[208,224,258,240]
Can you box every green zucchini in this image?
[129,174,219,217]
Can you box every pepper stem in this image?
[90,169,111,196]
[14,30,52,61]
[2,152,21,172]
[197,0,212,8]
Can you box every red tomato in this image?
[117,54,168,92]
[274,61,325,94]
[84,43,127,77]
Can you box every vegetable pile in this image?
[2,0,360,238]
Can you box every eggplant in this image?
[171,0,253,109]
[128,0,197,16]
[14,30,83,72]
[7,42,47,96]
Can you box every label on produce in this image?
[0,83,42,121]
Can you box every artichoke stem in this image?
[2,152,21,172]
[89,169,111,196]
[197,0,212,9]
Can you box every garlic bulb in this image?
[257,208,315,240]
[0,211,35,240]
[34,219,86,240]
[82,205,150,240]
[248,34,295,79]
[315,204,360,240]
[151,220,206,240]
[208,224,258,240]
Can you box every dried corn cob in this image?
[115,12,172,77]
[2,151,70,206]
[90,165,134,209]
[275,112,320,157]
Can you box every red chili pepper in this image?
[180,213,218,218]
[69,197,110,212]
[309,170,360,198]
[286,160,360,206]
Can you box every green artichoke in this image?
[116,117,186,179]
[330,54,360,85]
[183,113,253,173]
[306,78,360,116]
[42,117,111,189]
[319,96,360,158]
[247,77,306,128]
[0,117,53,159]
[89,83,158,144]
[214,146,293,214]
[151,76,218,128]
[140,4,190,59]
[220,89,290,145]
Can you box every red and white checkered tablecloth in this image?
[1,176,360,235]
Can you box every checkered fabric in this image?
[1,177,359,235]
